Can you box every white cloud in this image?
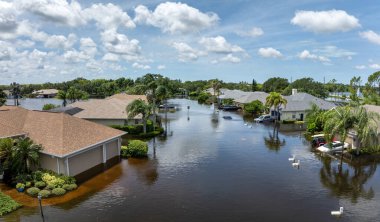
[314,45,356,58]
[18,0,86,27]
[83,3,135,31]
[199,36,244,54]
[44,33,76,49]
[258,47,282,58]
[102,53,119,62]
[172,42,205,62]
[360,30,380,45]
[80,37,97,57]
[0,1,19,33]
[63,50,91,63]
[299,50,330,62]
[157,65,166,70]
[15,40,35,48]
[236,27,264,37]
[291,10,360,33]
[134,2,219,34]
[355,65,366,70]
[220,54,241,63]
[101,29,141,59]
[132,62,150,70]
[369,64,380,69]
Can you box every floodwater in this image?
[2,99,380,222]
[6,98,63,110]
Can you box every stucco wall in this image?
[39,153,59,172]
[85,119,125,126]
[282,111,307,121]
[106,139,119,160]
[68,145,103,176]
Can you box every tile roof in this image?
[280,92,336,111]
[68,93,147,120]
[0,106,126,157]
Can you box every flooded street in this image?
[3,99,380,222]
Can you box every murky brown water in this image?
[2,99,380,222]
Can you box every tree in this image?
[262,77,289,93]
[10,82,21,106]
[210,79,222,108]
[156,85,170,136]
[283,77,328,98]
[305,104,326,133]
[42,103,59,111]
[349,76,362,104]
[243,100,264,116]
[265,92,287,123]
[66,87,89,103]
[367,71,380,94]
[251,78,258,92]
[0,89,6,106]
[57,90,68,107]
[126,99,152,134]
[11,138,42,175]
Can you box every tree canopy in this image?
[262,77,289,93]
[283,77,328,98]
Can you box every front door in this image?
[300,113,304,121]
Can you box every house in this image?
[273,89,336,121]
[234,91,269,106]
[51,93,147,126]
[32,89,59,98]
[0,106,126,181]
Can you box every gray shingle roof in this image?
[234,91,269,104]
[281,93,336,111]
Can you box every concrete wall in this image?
[68,145,103,176]
[39,153,58,172]
[106,139,119,160]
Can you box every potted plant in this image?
[16,183,26,192]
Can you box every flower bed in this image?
[0,191,22,216]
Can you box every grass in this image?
[0,191,22,216]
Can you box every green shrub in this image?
[32,171,43,181]
[42,103,59,111]
[197,92,210,104]
[62,184,77,191]
[46,183,56,190]
[16,183,25,189]
[0,191,22,216]
[34,181,46,188]
[120,146,128,158]
[26,187,40,197]
[243,100,264,115]
[38,190,51,198]
[59,175,76,185]
[25,181,32,188]
[121,140,148,158]
[52,188,66,196]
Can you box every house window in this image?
[292,114,296,119]
[135,119,139,124]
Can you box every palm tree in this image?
[57,90,68,107]
[210,79,221,108]
[126,99,152,134]
[0,89,6,106]
[11,137,42,175]
[156,85,169,136]
[0,138,13,169]
[10,82,21,106]
[265,92,287,123]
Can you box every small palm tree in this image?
[210,79,221,108]
[126,99,152,133]
[265,92,287,123]
[57,90,68,107]
[156,85,169,136]
[11,137,42,175]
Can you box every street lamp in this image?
[38,193,45,222]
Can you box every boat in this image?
[222,116,232,120]
[316,141,349,153]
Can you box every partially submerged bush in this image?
[26,187,40,197]
[34,181,46,188]
[16,183,25,190]
[121,140,148,158]
[38,190,51,198]
[52,188,66,196]
[0,192,22,216]
[25,181,32,188]
[62,184,77,191]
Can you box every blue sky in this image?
[0,0,380,84]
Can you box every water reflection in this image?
[319,157,376,203]
[127,158,159,186]
[210,112,219,129]
[263,124,286,152]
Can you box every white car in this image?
[316,141,350,153]
[254,114,273,123]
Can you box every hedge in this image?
[0,192,22,216]
[52,188,66,196]
[121,140,148,158]
[26,187,40,197]
[38,190,51,198]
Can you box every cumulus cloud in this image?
[157,65,166,70]
[360,30,380,45]
[17,0,86,27]
[220,54,241,63]
[314,45,355,59]
[355,65,366,70]
[369,64,380,69]
[236,27,264,37]
[298,50,330,62]
[83,3,135,30]
[291,10,360,33]
[101,29,141,59]
[63,49,91,63]
[258,47,282,58]
[134,2,219,34]
[102,53,119,62]
[172,42,205,62]
[44,33,76,49]
[132,62,150,70]
[80,37,97,57]
[199,36,244,54]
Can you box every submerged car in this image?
[311,134,326,147]
[254,114,273,123]
[316,141,350,153]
